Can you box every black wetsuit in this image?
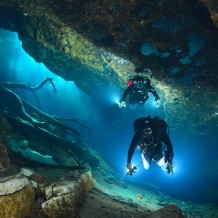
[127,117,174,164]
[121,77,159,105]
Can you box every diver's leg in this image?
[140,95,148,105]
[153,148,165,168]
[129,96,138,104]
[128,96,137,109]
[157,156,165,167]
[141,153,150,170]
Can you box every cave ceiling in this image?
[0,0,218,138]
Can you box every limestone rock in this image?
[20,167,44,183]
[0,175,35,218]
[201,0,218,28]
[0,174,30,195]
[0,115,12,172]
[0,142,11,172]
[0,114,11,136]
[42,171,95,218]
[146,203,184,218]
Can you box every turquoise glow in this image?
[0,29,54,84]
[0,28,98,123]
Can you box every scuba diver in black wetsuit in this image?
[126,116,174,175]
[118,68,160,108]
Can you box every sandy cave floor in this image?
[27,165,218,218]
[78,188,148,218]
[77,169,218,218]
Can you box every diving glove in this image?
[126,163,137,176]
[155,99,160,108]
[118,100,126,108]
[166,161,174,174]
[164,151,174,163]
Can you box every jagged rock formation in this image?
[201,0,218,28]
[0,169,94,218]
[146,203,184,218]
[0,141,11,172]
[0,172,36,218]
[0,115,12,172]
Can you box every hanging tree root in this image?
[1,80,90,139]
[0,82,93,170]
[21,99,82,138]
[2,77,56,109]
[53,116,92,133]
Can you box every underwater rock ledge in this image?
[0,167,185,218]
[0,169,94,218]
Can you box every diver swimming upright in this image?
[126,115,174,175]
[118,68,160,109]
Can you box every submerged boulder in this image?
[0,142,11,172]
[0,174,35,218]
[0,169,95,218]
[41,171,95,217]
[146,203,184,218]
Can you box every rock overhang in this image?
[0,0,217,137]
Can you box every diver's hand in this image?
[127,163,132,171]
[155,99,160,108]
[118,100,126,108]
[126,163,136,176]
[166,161,173,174]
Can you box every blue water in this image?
[1,29,218,205]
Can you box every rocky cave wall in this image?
[0,0,217,137]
